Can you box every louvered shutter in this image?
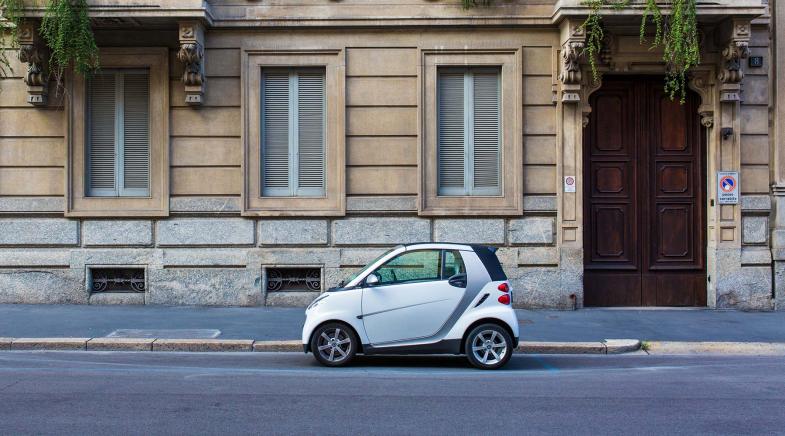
[88,73,117,195]
[296,70,325,196]
[122,72,150,195]
[437,71,466,196]
[472,71,500,194]
[262,71,291,196]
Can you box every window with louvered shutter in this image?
[261,68,325,197]
[437,68,501,196]
[87,69,150,197]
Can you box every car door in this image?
[362,249,467,345]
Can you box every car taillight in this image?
[497,283,509,293]
[498,294,511,305]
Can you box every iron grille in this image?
[266,267,321,292]
[90,268,145,293]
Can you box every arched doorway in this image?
[583,76,707,307]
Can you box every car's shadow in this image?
[328,354,544,371]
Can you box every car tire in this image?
[465,323,513,370]
[310,322,358,367]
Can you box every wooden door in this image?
[583,77,706,307]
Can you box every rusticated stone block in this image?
[147,268,260,306]
[742,216,768,245]
[157,218,255,246]
[265,291,319,307]
[0,218,79,246]
[83,220,153,247]
[332,217,430,245]
[259,220,328,245]
[433,219,505,244]
[508,217,554,245]
[0,268,87,304]
[518,247,559,266]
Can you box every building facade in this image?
[0,0,782,310]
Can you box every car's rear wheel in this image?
[465,324,513,370]
[310,322,358,367]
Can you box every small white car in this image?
[302,243,519,369]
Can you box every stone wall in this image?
[0,214,561,307]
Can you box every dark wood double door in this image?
[584,77,706,307]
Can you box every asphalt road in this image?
[0,352,783,435]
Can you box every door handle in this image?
[448,274,467,288]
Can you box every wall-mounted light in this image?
[721,127,733,140]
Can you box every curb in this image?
[645,341,785,355]
[0,337,640,354]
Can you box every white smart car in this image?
[302,243,519,369]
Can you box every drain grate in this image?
[106,329,221,339]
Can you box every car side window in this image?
[374,250,442,285]
[442,250,466,278]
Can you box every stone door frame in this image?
[556,17,754,308]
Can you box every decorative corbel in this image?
[718,20,751,103]
[559,20,585,103]
[688,70,716,129]
[177,21,205,106]
[17,21,49,106]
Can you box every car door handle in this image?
[448,274,467,288]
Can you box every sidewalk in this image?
[1,304,784,342]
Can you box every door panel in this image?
[584,77,706,307]
[361,281,463,345]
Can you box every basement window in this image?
[265,267,321,292]
[89,267,146,293]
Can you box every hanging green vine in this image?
[1,0,98,90]
[462,0,700,103]
[581,0,700,103]
[461,0,491,8]
[580,0,630,90]
[660,0,700,102]
[40,0,99,90]
[0,0,24,78]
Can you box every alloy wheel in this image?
[316,327,353,363]
[471,329,508,366]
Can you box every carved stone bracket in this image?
[177,21,206,106]
[17,21,49,106]
[718,19,751,103]
[688,69,717,129]
[559,20,585,103]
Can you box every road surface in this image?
[0,352,783,435]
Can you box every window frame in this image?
[260,67,326,198]
[66,48,169,217]
[437,67,502,197]
[420,49,523,216]
[86,68,151,198]
[242,49,345,217]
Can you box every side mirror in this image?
[365,273,380,287]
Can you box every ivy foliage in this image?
[581,0,700,103]
[462,0,700,103]
[40,0,100,88]
[0,0,23,78]
[0,0,98,90]
[462,0,491,8]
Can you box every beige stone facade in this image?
[0,0,780,310]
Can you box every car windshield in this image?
[343,246,400,285]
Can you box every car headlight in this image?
[307,293,329,311]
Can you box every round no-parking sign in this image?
[717,171,739,204]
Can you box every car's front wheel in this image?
[310,322,358,367]
[465,324,513,370]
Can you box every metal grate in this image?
[90,268,145,293]
[266,267,321,292]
